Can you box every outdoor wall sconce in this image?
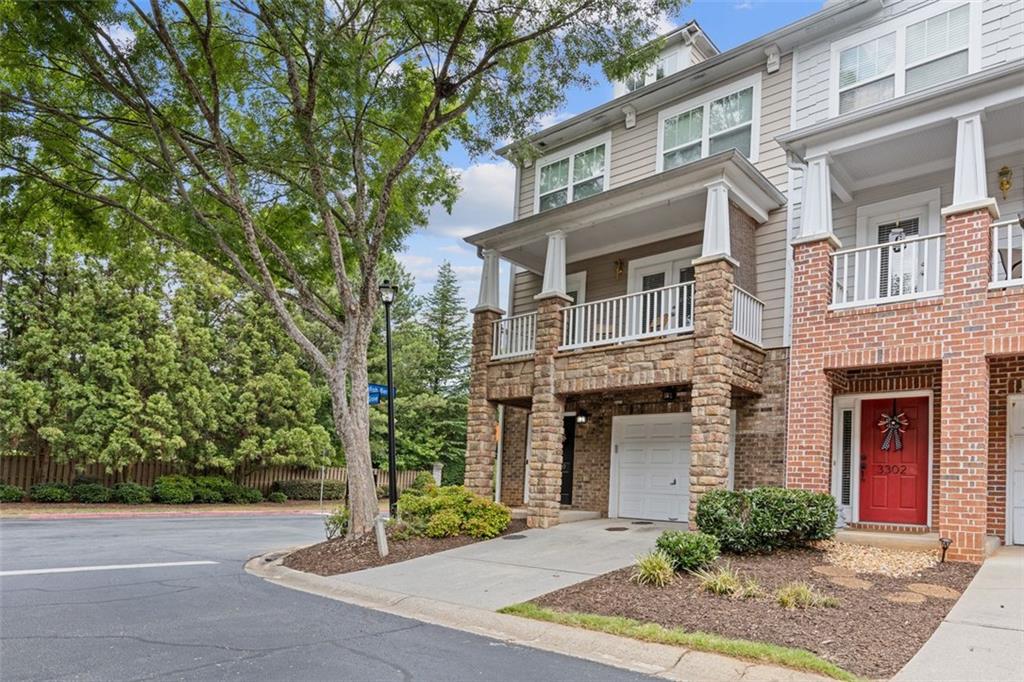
[576,409,590,425]
[939,537,952,563]
[614,259,624,280]
[661,387,678,402]
[998,166,1012,199]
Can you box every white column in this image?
[536,230,568,300]
[948,112,996,215]
[700,179,732,260]
[471,248,503,313]
[797,154,836,242]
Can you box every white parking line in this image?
[0,561,219,576]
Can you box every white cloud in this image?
[424,161,516,239]
[655,12,676,35]
[101,23,136,51]
[734,2,754,10]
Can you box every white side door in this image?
[611,414,691,522]
[1010,396,1024,545]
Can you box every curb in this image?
[1,509,328,521]
[245,550,828,682]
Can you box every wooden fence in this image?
[0,456,432,495]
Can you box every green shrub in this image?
[268,491,287,503]
[191,476,235,503]
[461,498,512,538]
[630,550,675,587]
[271,479,346,500]
[29,482,72,503]
[112,482,152,505]
[655,530,720,572]
[153,475,195,504]
[776,582,839,609]
[695,487,837,554]
[375,484,388,499]
[0,484,25,503]
[71,483,112,503]
[233,486,262,504]
[425,508,463,538]
[324,506,349,540]
[408,472,437,494]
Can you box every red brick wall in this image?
[732,349,788,489]
[788,209,1024,561]
[987,356,1024,541]
[500,406,529,507]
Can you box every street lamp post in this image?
[379,279,398,517]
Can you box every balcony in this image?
[830,233,945,309]
[560,282,694,351]
[732,287,764,346]
[991,218,1024,289]
[491,312,537,359]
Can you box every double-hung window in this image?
[657,74,760,172]
[833,3,977,115]
[536,135,610,213]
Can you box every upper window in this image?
[657,74,760,172]
[535,135,610,213]
[622,50,680,94]
[832,3,977,115]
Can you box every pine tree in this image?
[423,262,471,396]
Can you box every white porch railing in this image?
[732,287,764,346]
[491,312,537,359]
[830,233,945,308]
[991,218,1024,288]
[560,282,694,350]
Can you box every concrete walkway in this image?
[333,518,680,609]
[895,546,1024,681]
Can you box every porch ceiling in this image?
[465,150,784,273]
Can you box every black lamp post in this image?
[379,279,398,517]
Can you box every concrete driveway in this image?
[334,518,680,609]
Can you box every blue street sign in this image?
[368,383,395,405]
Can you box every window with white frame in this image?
[536,136,609,212]
[658,75,759,172]
[622,49,680,94]
[833,3,977,115]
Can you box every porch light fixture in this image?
[576,409,590,425]
[939,537,952,563]
[661,387,678,402]
[998,166,1012,200]
[614,259,624,280]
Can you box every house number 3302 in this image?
[877,464,908,474]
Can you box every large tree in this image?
[0,0,683,535]
[423,261,470,395]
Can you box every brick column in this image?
[527,294,568,528]
[785,236,838,492]
[938,207,995,562]
[689,256,735,521]
[464,308,501,496]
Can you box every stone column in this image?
[689,255,736,521]
[785,235,838,492]
[527,294,568,528]
[464,308,502,495]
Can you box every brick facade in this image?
[732,348,789,490]
[788,209,1024,561]
[465,309,501,496]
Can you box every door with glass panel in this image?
[877,218,926,299]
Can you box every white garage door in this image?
[611,414,691,522]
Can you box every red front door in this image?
[859,396,929,525]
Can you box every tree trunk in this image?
[328,347,378,538]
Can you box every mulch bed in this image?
[283,519,528,576]
[532,547,977,679]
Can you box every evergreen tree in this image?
[423,261,471,395]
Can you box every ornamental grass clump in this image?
[776,581,839,609]
[630,550,675,587]
[690,564,763,599]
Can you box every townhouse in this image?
[463,0,1024,562]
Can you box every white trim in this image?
[830,398,856,526]
[727,409,737,491]
[495,405,504,503]
[656,72,762,172]
[626,245,702,294]
[855,188,942,247]
[830,390,934,527]
[1008,394,1024,545]
[828,1,981,117]
[608,412,692,521]
[533,132,612,215]
[565,222,704,265]
[565,271,587,304]
[523,412,532,504]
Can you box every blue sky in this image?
[400,0,823,310]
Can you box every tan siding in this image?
[518,163,536,219]
[511,270,542,315]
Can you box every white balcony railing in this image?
[991,218,1024,288]
[560,282,694,351]
[491,312,537,359]
[732,287,764,346]
[830,233,945,309]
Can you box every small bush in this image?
[630,550,675,587]
[233,486,262,504]
[776,582,839,609]
[0,484,25,503]
[267,491,287,503]
[29,482,72,503]
[71,483,112,503]
[375,484,388,499]
[408,472,437,494]
[153,475,195,504]
[324,506,349,540]
[695,487,837,554]
[191,476,236,503]
[425,508,463,538]
[461,498,512,538]
[271,479,346,500]
[655,530,720,572]
[387,519,420,541]
[112,482,152,505]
